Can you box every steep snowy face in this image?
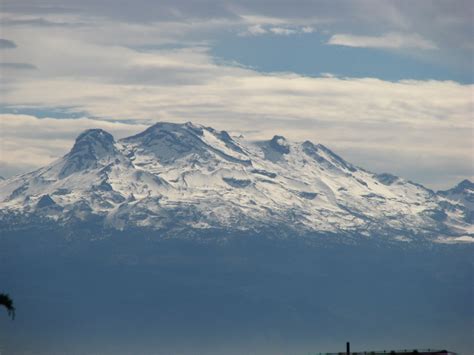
[437,179,474,227]
[0,127,149,216]
[120,122,250,166]
[301,141,357,173]
[439,179,474,202]
[59,129,118,178]
[121,122,208,164]
[269,135,290,154]
[0,121,472,242]
[117,122,254,197]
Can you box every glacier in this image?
[0,121,471,242]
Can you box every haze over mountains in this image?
[0,121,472,243]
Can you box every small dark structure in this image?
[321,343,457,355]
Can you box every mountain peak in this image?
[124,122,204,142]
[439,179,474,195]
[59,129,117,178]
[269,135,290,154]
[121,121,211,164]
[184,121,204,134]
[75,128,114,144]
[69,128,115,156]
[456,179,473,189]
[73,128,115,153]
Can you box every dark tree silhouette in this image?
[0,293,15,319]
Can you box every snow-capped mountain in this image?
[0,122,472,242]
[436,179,473,237]
[438,179,473,209]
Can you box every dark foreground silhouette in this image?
[0,293,15,319]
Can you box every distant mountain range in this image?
[0,122,472,243]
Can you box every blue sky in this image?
[213,32,473,83]
[0,0,472,189]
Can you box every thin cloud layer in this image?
[0,62,38,70]
[327,32,438,50]
[241,25,315,36]
[2,0,472,50]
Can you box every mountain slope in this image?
[0,122,472,242]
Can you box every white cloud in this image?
[238,14,318,37]
[0,11,472,189]
[240,24,315,37]
[327,32,438,50]
[435,235,474,244]
[320,72,335,78]
[269,27,297,36]
[242,24,267,36]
